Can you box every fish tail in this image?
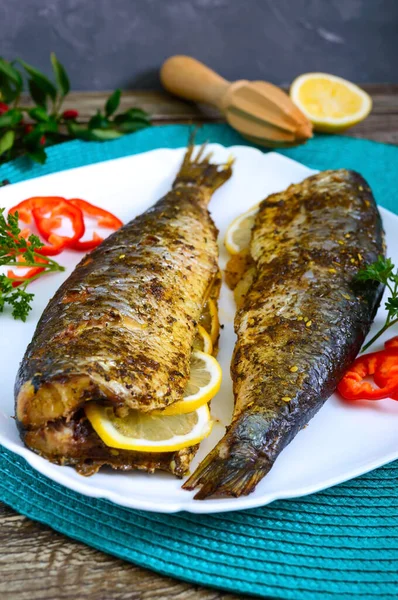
[183,423,272,499]
[174,131,233,195]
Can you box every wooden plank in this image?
[143,85,398,144]
[19,86,398,144]
[0,504,244,600]
[340,113,398,145]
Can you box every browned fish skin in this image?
[15,142,232,475]
[184,169,385,499]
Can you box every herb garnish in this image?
[0,53,151,164]
[0,208,64,320]
[357,256,398,351]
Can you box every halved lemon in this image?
[159,349,222,415]
[224,205,259,255]
[199,298,220,345]
[290,72,372,132]
[85,403,213,452]
[193,324,213,354]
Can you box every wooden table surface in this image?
[1,85,397,600]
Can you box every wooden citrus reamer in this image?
[161,56,312,147]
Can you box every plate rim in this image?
[0,145,396,514]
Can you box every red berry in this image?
[24,124,34,135]
[62,109,79,120]
[0,102,9,115]
[39,135,46,146]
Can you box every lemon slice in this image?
[290,72,372,132]
[224,205,259,255]
[85,403,213,452]
[199,298,220,345]
[193,324,213,354]
[160,349,222,415]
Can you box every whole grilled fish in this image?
[184,169,385,498]
[15,142,232,476]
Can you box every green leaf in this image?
[18,60,57,101]
[88,110,109,130]
[27,147,47,164]
[90,128,123,140]
[0,58,23,90]
[24,128,43,146]
[66,122,96,140]
[0,58,23,103]
[0,108,22,127]
[50,52,70,97]
[116,121,149,134]
[28,79,47,108]
[68,123,123,141]
[0,130,14,155]
[356,256,394,284]
[114,109,150,124]
[24,122,59,149]
[126,108,150,118]
[386,295,398,319]
[38,120,58,133]
[0,76,17,103]
[10,288,34,321]
[28,106,50,122]
[105,89,121,117]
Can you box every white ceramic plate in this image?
[1,145,397,514]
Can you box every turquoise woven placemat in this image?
[1,124,398,600]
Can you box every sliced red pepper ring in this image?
[373,352,398,389]
[32,198,85,250]
[378,338,398,399]
[338,349,398,401]
[9,197,82,255]
[68,198,122,250]
[384,336,398,352]
[7,255,49,288]
[19,222,67,257]
[9,197,65,225]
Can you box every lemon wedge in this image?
[199,298,220,345]
[159,350,222,415]
[224,205,259,255]
[85,403,213,452]
[193,324,213,355]
[290,72,372,132]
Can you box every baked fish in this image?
[15,141,232,476]
[184,169,385,499]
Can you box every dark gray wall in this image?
[1,0,397,90]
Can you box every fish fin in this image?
[183,434,272,500]
[174,132,233,194]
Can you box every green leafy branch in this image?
[356,256,398,351]
[0,208,64,320]
[0,53,151,164]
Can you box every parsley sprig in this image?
[0,53,151,164]
[0,208,64,320]
[356,256,398,351]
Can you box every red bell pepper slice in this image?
[338,348,398,401]
[384,336,398,352]
[371,340,398,399]
[68,198,122,250]
[7,255,49,288]
[9,197,84,255]
[373,353,398,385]
[32,198,85,249]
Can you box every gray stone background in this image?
[1,0,397,90]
